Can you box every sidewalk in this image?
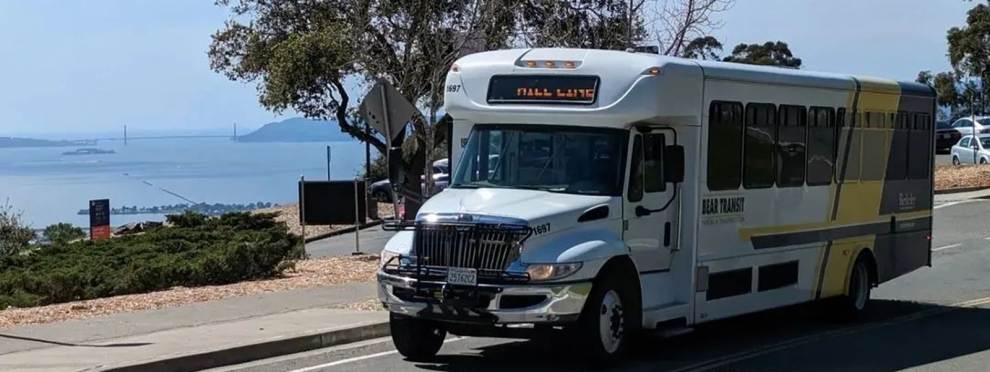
[306,225,396,258]
[0,282,384,372]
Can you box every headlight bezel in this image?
[380,250,415,267]
[525,262,583,282]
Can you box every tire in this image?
[953,156,961,165]
[832,255,872,321]
[573,271,638,364]
[373,190,391,203]
[390,313,446,361]
[981,158,988,165]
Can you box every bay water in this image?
[0,138,368,228]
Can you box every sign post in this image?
[299,175,306,254]
[353,179,362,255]
[89,199,111,241]
[359,79,421,220]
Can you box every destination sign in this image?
[487,75,599,105]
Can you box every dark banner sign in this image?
[487,75,599,105]
[89,199,111,241]
[299,181,367,225]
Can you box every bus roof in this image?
[453,48,934,97]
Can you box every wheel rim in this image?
[853,263,869,310]
[954,157,960,165]
[598,289,624,354]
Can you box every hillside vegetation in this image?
[0,212,301,309]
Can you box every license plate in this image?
[446,267,478,286]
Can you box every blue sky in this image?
[0,0,977,136]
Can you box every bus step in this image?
[654,317,693,338]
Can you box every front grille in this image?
[413,223,530,271]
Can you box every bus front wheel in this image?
[390,313,446,361]
[574,271,638,363]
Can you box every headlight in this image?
[525,262,583,281]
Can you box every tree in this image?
[948,2,990,116]
[722,41,802,68]
[210,1,513,218]
[43,223,85,245]
[681,35,723,60]
[0,202,34,257]
[649,0,733,56]
[517,0,647,50]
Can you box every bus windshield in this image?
[451,125,627,196]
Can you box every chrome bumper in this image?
[377,270,591,324]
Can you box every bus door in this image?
[624,127,681,273]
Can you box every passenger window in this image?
[861,112,887,181]
[909,113,931,179]
[886,112,909,180]
[807,107,835,186]
[838,110,862,183]
[708,101,744,191]
[776,105,807,187]
[744,103,776,189]
[961,137,971,147]
[644,133,666,192]
[628,135,644,202]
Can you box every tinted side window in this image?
[644,133,666,192]
[961,137,971,147]
[744,103,777,189]
[908,113,931,179]
[708,101,744,191]
[807,107,835,186]
[886,112,909,180]
[777,105,807,187]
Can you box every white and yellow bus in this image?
[378,48,935,362]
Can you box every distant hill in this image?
[236,118,354,143]
[0,137,95,148]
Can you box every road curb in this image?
[104,320,390,372]
[934,186,990,195]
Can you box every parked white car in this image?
[948,116,990,136]
[951,135,990,165]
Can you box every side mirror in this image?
[664,145,685,184]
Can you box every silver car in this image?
[951,135,990,165]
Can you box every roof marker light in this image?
[646,67,662,76]
[526,61,538,68]
[563,61,577,69]
[544,61,556,68]
[450,64,460,72]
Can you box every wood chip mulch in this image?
[331,298,386,312]
[0,255,380,328]
[935,165,990,191]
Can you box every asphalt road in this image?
[217,199,990,372]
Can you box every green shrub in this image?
[0,212,300,309]
[0,203,34,258]
[43,223,86,245]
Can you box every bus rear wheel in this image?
[390,313,446,361]
[832,256,873,321]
